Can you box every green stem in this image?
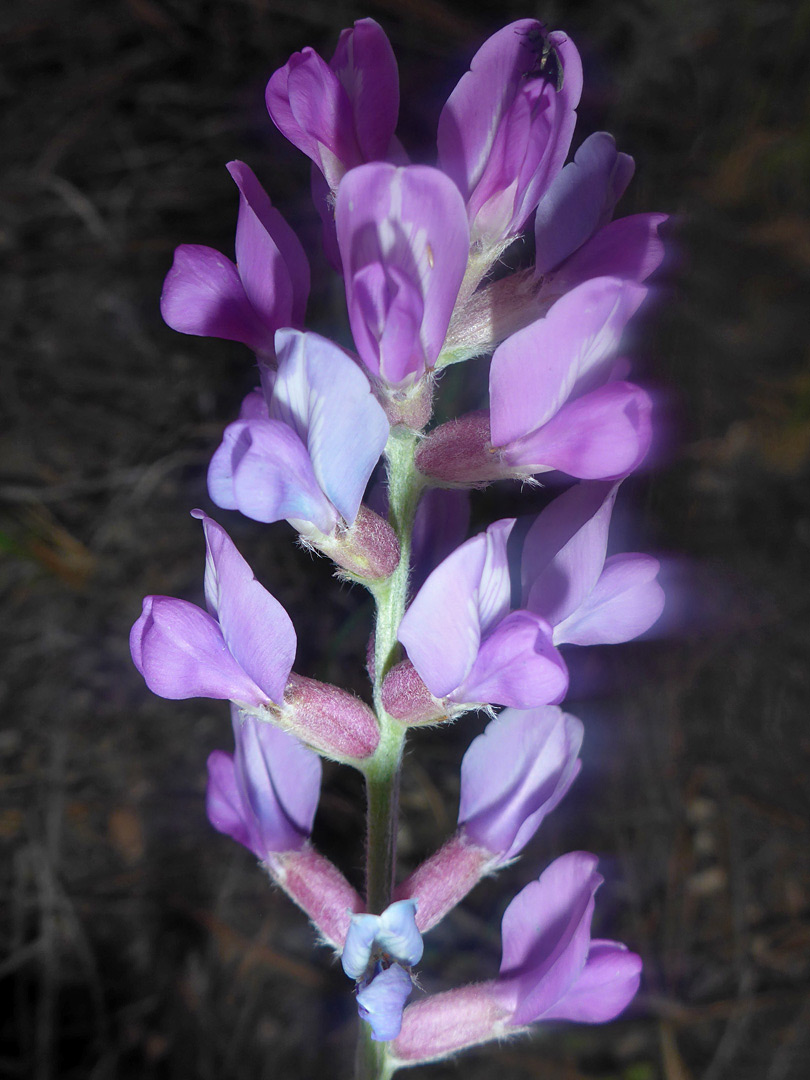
[354,427,424,1078]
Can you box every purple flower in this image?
[131,510,295,707]
[343,900,423,1042]
[342,899,423,980]
[207,707,321,857]
[521,482,665,646]
[208,329,389,536]
[415,276,653,485]
[266,18,400,194]
[438,20,582,245]
[394,706,582,932]
[534,131,667,292]
[130,512,380,761]
[459,706,583,860]
[493,853,640,1026]
[357,963,414,1042]
[335,163,469,388]
[395,519,568,712]
[390,853,641,1067]
[160,162,309,360]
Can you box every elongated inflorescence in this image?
[134,16,667,1076]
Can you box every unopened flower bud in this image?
[280,674,379,763]
[306,505,400,582]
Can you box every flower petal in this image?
[454,610,568,709]
[539,941,642,1023]
[459,706,583,860]
[498,852,602,1024]
[553,552,664,645]
[399,522,514,699]
[377,900,423,968]
[504,380,653,480]
[357,964,414,1042]
[552,212,668,290]
[534,132,635,274]
[438,21,582,235]
[207,419,337,534]
[194,512,296,705]
[336,163,469,383]
[330,18,399,162]
[130,595,269,704]
[234,712,321,853]
[490,277,648,450]
[271,329,389,524]
[160,244,271,353]
[206,749,255,852]
[521,482,618,626]
[266,49,358,189]
[227,161,310,330]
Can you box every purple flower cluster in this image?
[132,15,667,1070]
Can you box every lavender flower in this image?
[266,18,400,195]
[207,328,398,579]
[390,853,641,1067]
[160,162,309,361]
[207,708,322,858]
[392,519,568,717]
[416,276,653,485]
[130,511,379,762]
[343,900,424,1042]
[396,706,583,932]
[534,131,668,292]
[335,163,469,395]
[438,20,582,248]
[521,481,665,646]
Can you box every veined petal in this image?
[504,380,653,480]
[342,914,382,979]
[552,213,668,291]
[357,964,413,1042]
[336,163,468,383]
[521,482,618,626]
[399,521,514,699]
[130,596,269,705]
[438,21,582,240]
[459,706,583,860]
[377,900,423,968]
[266,49,359,189]
[234,712,321,852]
[476,518,516,634]
[227,161,310,330]
[553,552,664,645]
[193,512,296,705]
[207,419,338,534]
[498,852,602,1024]
[160,245,271,353]
[539,940,642,1022]
[454,610,568,709]
[490,277,648,449]
[271,330,389,524]
[330,18,399,162]
[206,749,255,852]
[398,530,488,698]
[534,132,635,274]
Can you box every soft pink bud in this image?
[381,659,451,725]
[390,984,511,1066]
[282,673,380,762]
[309,505,400,581]
[415,412,502,486]
[267,845,363,949]
[395,833,496,932]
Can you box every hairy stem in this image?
[355,427,424,1078]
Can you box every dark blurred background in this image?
[1,0,809,1077]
